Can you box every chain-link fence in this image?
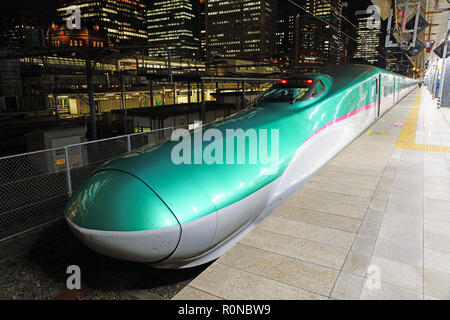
[0,127,177,242]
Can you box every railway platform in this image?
[173,88,450,300]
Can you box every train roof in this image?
[316,64,415,95]
[321,64,414,79]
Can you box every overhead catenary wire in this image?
[320,0,359,30]
[286,0,359,43]
[288,0,394,64]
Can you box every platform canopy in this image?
[372,0,449,69]
[371,0,393,20]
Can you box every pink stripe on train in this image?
[306,101,376,142]
[305,89,411,143]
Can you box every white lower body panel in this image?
[155,103,382,268]
[66,218,181,263]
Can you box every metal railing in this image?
[0,127,178,242]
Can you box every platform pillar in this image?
[439,46,450,108]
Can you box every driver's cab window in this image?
[258,87,310,103]
[258,79,316,104]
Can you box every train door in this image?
[393,78,397,105]
[396,78,399,104]
[375,75,381,119]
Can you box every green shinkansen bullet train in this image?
[65,65,417,268]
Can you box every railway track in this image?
[0,221,209,300]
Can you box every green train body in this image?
[65,65,416,268]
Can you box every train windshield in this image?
[258,80,315,104]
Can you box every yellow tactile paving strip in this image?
[395,91,450,153]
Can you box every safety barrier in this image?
[0,127,177,242]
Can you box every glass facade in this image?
[277,0,344,69]
[206,0,277,62]
[57,0,147,46]
[354,15,382,65]
[146,0,200,60]
[298,0,344,66]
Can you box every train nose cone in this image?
[65,170,181,263]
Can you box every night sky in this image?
[41,0,59,25]
[0,0,59,27]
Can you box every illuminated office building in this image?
[277,0,344,69]
[298,0,344,67]
[354,14,382,65]
[146,0,201,60]
[198,0,206,60]
[0,0,46,49]
[56,0,147,46]
[206,0,277,62]
[275,1,298,67]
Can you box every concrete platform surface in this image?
[173,88,450,300]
